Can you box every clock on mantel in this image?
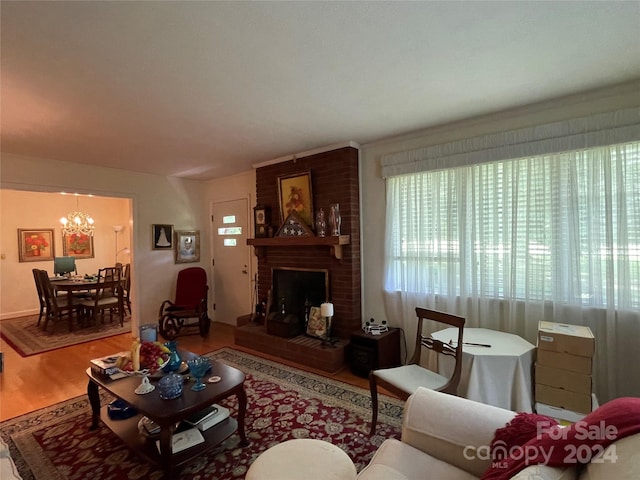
[247,235,350,260]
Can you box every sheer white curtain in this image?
[383,142,640,402]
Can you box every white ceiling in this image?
[2,1,639,180]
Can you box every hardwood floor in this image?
[0,322,383,422]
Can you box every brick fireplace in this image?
[235,145,361,372]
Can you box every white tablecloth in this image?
[430,327,535,412]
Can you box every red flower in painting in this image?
[25,234,49,251]
[69,233,90,252]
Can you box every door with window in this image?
[211,198,252,324]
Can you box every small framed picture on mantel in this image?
[253,205,271,238]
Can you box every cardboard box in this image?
[535,364,592,394]
[537,321,595,357]
[535,394,599,423]
[536,349,592,375]
[535,384,593,413]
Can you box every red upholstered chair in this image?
[158,267,210,340]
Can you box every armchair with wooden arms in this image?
[158,266,210,340]
[369,307,465,435]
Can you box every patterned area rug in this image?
[1,347,403,479]
[0,314,131,356]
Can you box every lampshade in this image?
[321,302,334,317]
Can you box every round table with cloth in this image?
[430,327,536,412]
[246,438,357,480]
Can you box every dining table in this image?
[429,327,536,412]
[50,276,98,322]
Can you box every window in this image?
[385,142,640,310]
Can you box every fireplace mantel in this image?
[247,235,350,260]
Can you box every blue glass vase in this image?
[162,340,182,373]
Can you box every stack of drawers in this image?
[535,321,595,421]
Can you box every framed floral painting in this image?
[277,171,314,226]
[62,232,94,258]
[18,229,55,262]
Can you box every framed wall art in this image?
[175,230,200,264]
[62,232,94,258]
[277,171,314,227]
[152,224,173,250]
[18,229,55,262]
[253,205,271,238]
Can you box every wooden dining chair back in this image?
[369,307,465,435]
[158,266,210,340]
[32,268,47,326]
[37,269,77,332]
[122,263,131,315]
[78,268,124,326]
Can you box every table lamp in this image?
[320,302,336,347]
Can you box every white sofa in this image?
[357,387,640,480]
[0,438,22,480]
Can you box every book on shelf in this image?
[184,404,230,431]
[155,427,204,454]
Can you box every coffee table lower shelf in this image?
[99,406,238,470]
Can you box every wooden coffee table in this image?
[86,354,248,475]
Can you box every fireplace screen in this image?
[271,267,329,321]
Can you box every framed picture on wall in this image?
[152,224,173,250]
[277,171,314,227]
[17,228,55,262]
[62,232,94,258]
[175,230,200,264]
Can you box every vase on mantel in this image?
[329,203,341,236]
[315,208,326,237]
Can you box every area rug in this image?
[0,314,131,357]
[1,347,403,479]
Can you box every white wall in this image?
[0,154,210,334]
[359,80,640,329]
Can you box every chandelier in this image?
[60,195,95,236]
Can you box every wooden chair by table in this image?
[369,307,465,435]
[122,263,131,315]
[32,268,47,326]
[78,267,125,326]
[158,267,210,340]
[37,269,78,332]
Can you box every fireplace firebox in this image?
[270,267,329,323]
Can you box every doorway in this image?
[211,198,252,325]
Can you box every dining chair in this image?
[122,263,131,315]
[32,268,47,326]
[37,269,78,332]
[369,307,465,435]
[78,267,125,326]
[158,266,210,340]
